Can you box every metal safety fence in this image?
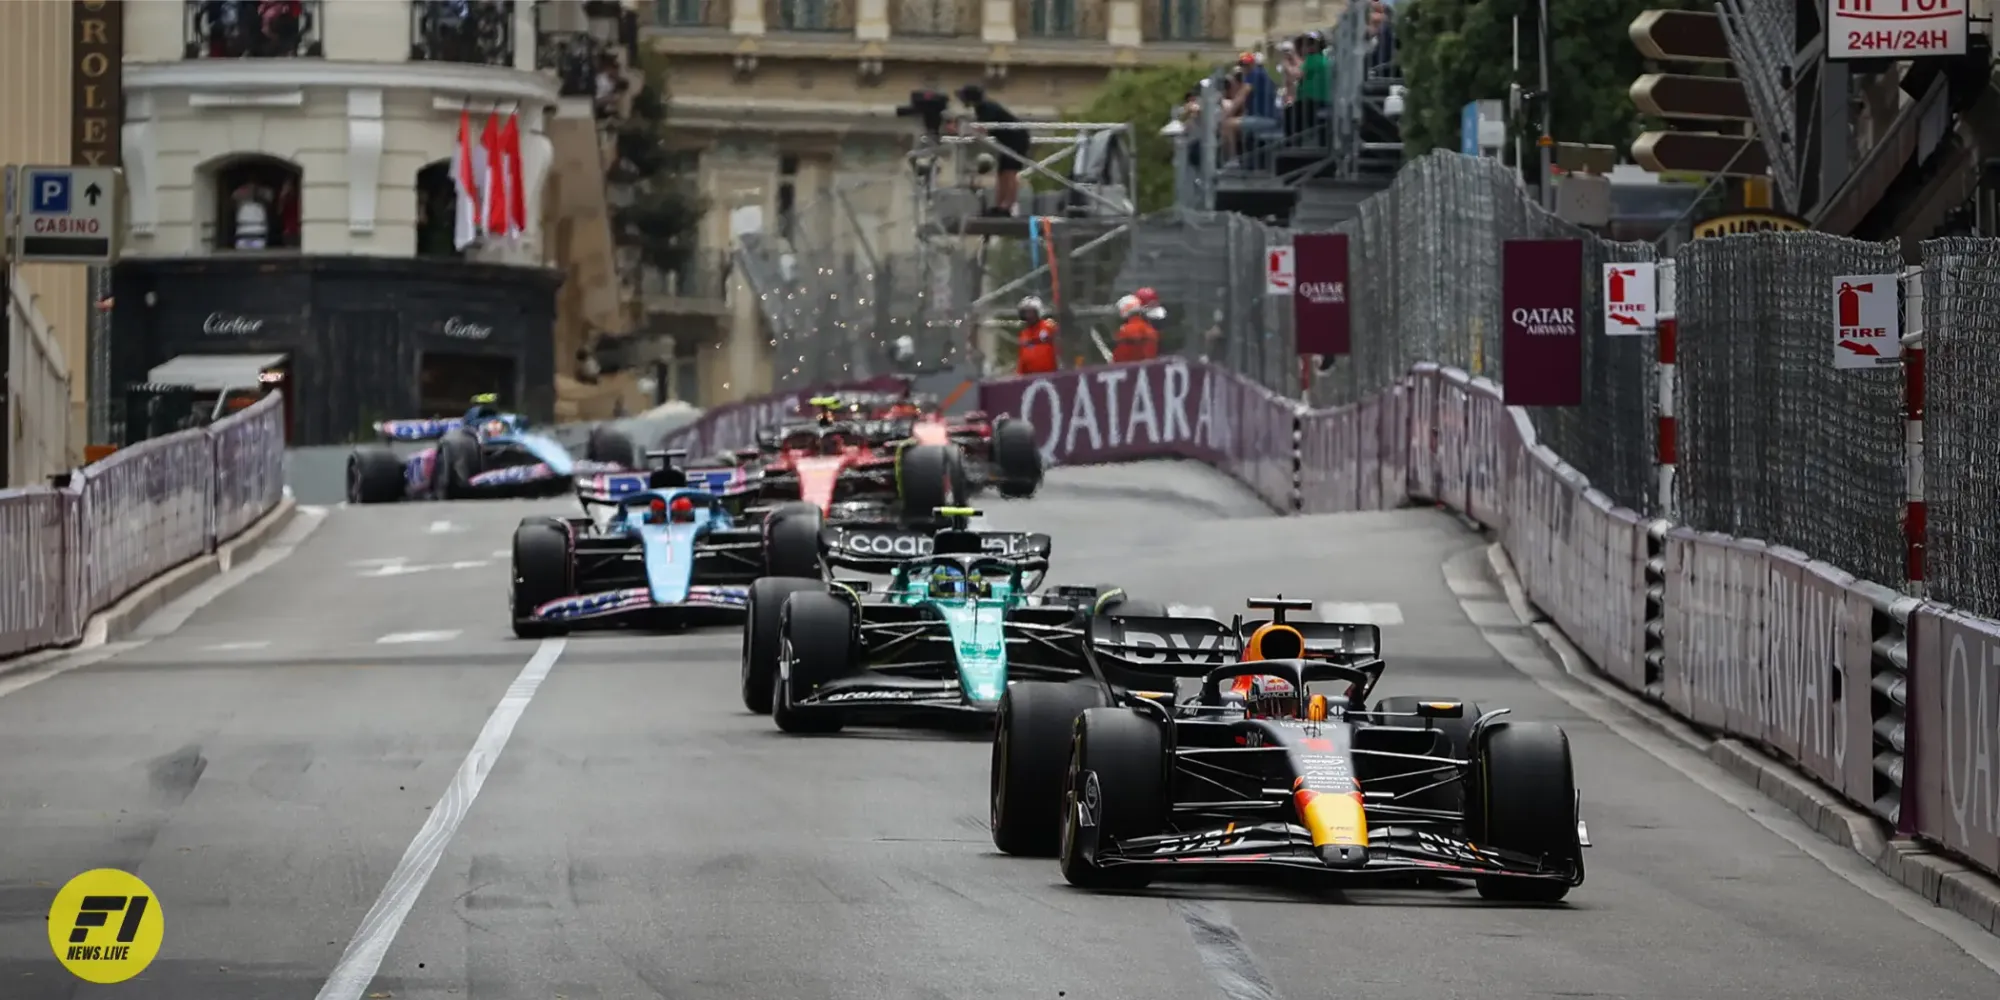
[0,392,289,660]
[671,149,2000,900]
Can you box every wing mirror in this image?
[1413,700,1464,719]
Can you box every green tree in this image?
[1398,0,1703,162]
[1071,61,1215,213]
[610,54,708,274]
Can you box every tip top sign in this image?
[1602,262,1657,336]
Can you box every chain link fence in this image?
[1921,236,2000,618]
[1674,232,1907,584]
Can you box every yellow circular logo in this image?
[47,869,164,984]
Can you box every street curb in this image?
[0,498,299,680]
[1483,540,2000,938]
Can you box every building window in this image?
[764,0,852,32]
[657,0,726,28]
[1142,0,1224,41]
[1019,0,1074,37]
[777,156,798,242]
[415,161,464,258]
[894,0,978,36]
[201,156,302,252]
[184,1,324,58]
[410,0,517,66]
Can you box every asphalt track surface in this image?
[2,460,1998,1000]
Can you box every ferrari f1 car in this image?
[832,382,1044,499]
[508,451,760,637]
[739,507,1163,733]
[988,597,1590,902]
[348,395,637,503]
[740,398,970,528]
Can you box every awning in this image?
[145,353,289,393]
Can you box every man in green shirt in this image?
[1293,30,1332,144]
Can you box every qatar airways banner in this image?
[1292,232,1352,357]
[1500,238,1584,407]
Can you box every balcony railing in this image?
[537,29,604,97]
[411,0,517,66]
[184,0,324,58]
[657,0,730,29]
[1140,0,1227,42]
[893,0,979,36]
[1014,0,1103,39]
[640,250,731,305]
[764,0,854,32]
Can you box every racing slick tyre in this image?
[511,518,573,639]
[773,591,853,734]
[586,425,638,467]
[896,443,964,521]
[435,428,484,499]
[1369,695,1485,813]
[1093,588,1167,619]
[1059,708,1167,890]
[347,447,406,504]
[992,417,1043,499]
[991,680,1113,857]
[742,576,824,714]
[763,502,824,579]
[1468,721,1580,903]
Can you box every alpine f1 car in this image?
[348,395,637,503]
[988,597,1591,902]
[739,506,1162,733]
[509,451,761,637]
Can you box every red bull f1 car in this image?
[988,597,1590,902]
[348,395,636,502]
[509,451,760,637]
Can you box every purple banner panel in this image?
[1293,232,1352,357]
[1501,239,1584,407]
[1911,606,2000,875]
[977,359,1236,467]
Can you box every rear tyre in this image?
[511,518,572,639]
[991,681,1113,857]
[763,502,823,579]
[773,591,852,734]
[1469,722,1580,903]
[1059,708,1167,890]
[586,425,638,467]
[435,429,483,499]
[1370,695,1484,812]
[993,417,1043,499]
[742,576,824,714]
[897,443,963,521]
[347,447,405,503]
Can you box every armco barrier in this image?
[0,392,287,661]
[613,355,2000,887]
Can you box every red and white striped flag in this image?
[502,113,527,241]
[480,112,509,238]
[449,110,481,250]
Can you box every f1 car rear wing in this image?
[577,450,756,506]
[818,520,1052,571]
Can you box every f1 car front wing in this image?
[1081,817,1587,886]
[531,585,749,623]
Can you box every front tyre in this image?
[1059,708,1168,890]
[992,681,1112,857]
[772,591,853,734]
[763,502,824,579]
[347,447,406,503]
[1469,721,1581,903]
[511,518,572,639]
[897,443,963,521]
[742,576,824,714]
[993,417,1043,499]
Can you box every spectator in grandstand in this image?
[1367,1,1397,76]
[1113,293,1161,363]
[1291,31,1331,144]
[957,84,1032,217]
[1223,52,1281,166]
[1015,296,1059,374]
[1277,39,1301,111]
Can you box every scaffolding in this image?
[908,114,1142,375]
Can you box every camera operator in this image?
[955,84,1030,218]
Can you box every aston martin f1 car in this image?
[347,395,636,503]
[508,451,761,637]
[739,507,1162,733]
[988,598,1591,902]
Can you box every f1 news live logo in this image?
[46,869,165,984]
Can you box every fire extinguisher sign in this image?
[1831,273,1902,370]
[1602,262,1657,335]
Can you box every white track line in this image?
[375,630,462,645]
[315,638,567,1000]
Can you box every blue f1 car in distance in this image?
[348,394,637,503]
[510,451,764,638]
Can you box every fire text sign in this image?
[1293,233,1352,356]
[1501,239,1584,407]
[1832,274,1901,370]
[1602,262,1656,336]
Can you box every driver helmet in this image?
[1117,294,1143,319]
[466,393,500,420]
[1228,674,1299,719]
[1134,286,1167,322]
[1018,295,1045,323]
[929,563,970,599]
